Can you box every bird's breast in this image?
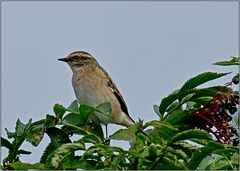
[72,70,107,106]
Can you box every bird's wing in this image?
[99,66,135,123]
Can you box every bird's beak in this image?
[58,58,68,62]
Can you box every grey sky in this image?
[1,1,238,163]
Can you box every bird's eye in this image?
[72,55,80,61]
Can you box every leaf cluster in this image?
[1,57,239,170]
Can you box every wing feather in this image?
[99,66,135,123]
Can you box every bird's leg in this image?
[105,124,108,139]
[104,124,110,145]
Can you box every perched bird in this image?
[58,51,135,134]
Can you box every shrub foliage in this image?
[1,57,239,170]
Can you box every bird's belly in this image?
[73,80,103,106]
[72,77,111,124]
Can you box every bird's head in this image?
[58,51,98,71]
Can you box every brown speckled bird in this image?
[58,51,135,133]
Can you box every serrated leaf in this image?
[42,127,72,165]
[153,104,162,118]
[9,162,45,170]
[96,102,112,115]
[5,128,16,139]
[53,103,66,118]
[152,156,187,170]
[146,121,179,144]
[40,142,56,163]
[159,86,232,114]
[81,134,102,144]
[86,123,104,140]
[213,57,239,66]
[159,89,180,114]
[46,142,85,169]
[15,119,27,136]
[25,120,45,146]
[206,153,239,170]
[110,124,138,142]
[181,93,196,103]
[180,72,230,92]
[169,129,212,144]
[65,157,98,170]
[166,101,182,113]
[1,137,13,151]
[197,155,213,170]
[63,113,83,126]
[44,114,57,128]
[46,127,72,145]
[79,104,95,123]
[67,100,79,113]
[26,131,44,147]
[190,96,213,105]
[187,141,224,170]
[164,110,195,127]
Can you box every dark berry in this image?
[226,101,234,108]
[231,128,237,134]
[234,98,239,105]
[233,138,239,146]
[229,107,237,114]
[232,76,239,84]
[214,114,221,122]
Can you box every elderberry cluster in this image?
[192,91,239,145]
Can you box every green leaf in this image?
[96,102,112,115]
[146,121,179,144]
[46,142,85,169]
[165,101,182,113]
[63,113,83,125]
[65,157,98,170]
[110,124,138,142]
[25,121,45,147]
[169,129,212,144]
[44,114,57,128]
[46,127,72,145]
[159,89,180,115]
[181,93,196,103]
[164,110,195,127]
[26,132,44,147]
[213,57,239,66]
[79,104,95,123]
[15,119,30,136]
[198,155,213,170]
[180,72,230,92]
[81,134,102,144]
[40,142,56,163]
[153,104,162,118]
[206,153,240,170]
[165,93,195,114]
[41,127,72,164]
[213,147,239,158]
[1,137,13,151]
[86,123,104,140]
[67,100,79,113]
[9,162,45,170]
[5,128,16,139]
[159,86,232,114]
[187,141,224,170]
[152,156,187,170]
[53,103,66,118]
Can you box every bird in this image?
[58,51,135,136]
